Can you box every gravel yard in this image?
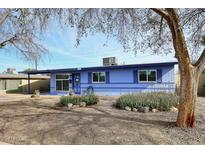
[0,94,205,144]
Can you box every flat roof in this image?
[19,61,178,74]
[0,74,50,79]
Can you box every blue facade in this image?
[48,62,177,96]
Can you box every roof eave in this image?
[19,61,178,74]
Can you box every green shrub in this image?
[60,94,99,106]
[81,94,99,105]
[60,96,82,106]
[115,92,179,111]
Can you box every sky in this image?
[0,23,177,73]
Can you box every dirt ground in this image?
[0,94,205,145]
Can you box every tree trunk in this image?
[177,65,200,127]
[152,8,205,128]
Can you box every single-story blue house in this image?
[21,61,178,96]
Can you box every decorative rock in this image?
[34,90,40,97]
[80,102,86,107]
[125,106,131,111]
[67,103,73,109]
[152,109,158,113]
[72,105,77,108]
[132,108,138,112]
[170,106,178,112]
[76,105,80,108]
[30,90,40,98]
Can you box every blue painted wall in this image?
[50,64,176,96]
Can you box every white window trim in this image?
[92,72,106,83]
[55,74,71,91]
[138,69,157,83]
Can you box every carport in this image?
[0,73,50,94]
[20,68,81,94]
[20,69,52,94]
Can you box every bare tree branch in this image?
[0,8,65,62]
[0,9,13,26]
[159,16,164,38]
[0,35,17,48]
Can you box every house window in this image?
[138,70,157,82]
[56,74,71,91]
[92,72,106,83]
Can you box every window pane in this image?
[56,74,69,79]
[139,71,147,81]
[99,72,105,82]
[92,73,99,82]
[148,71,156,81]
[63,80,69,91]
[56,80,62,90]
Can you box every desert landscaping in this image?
[0,94,205,144]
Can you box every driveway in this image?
[0,94,205,144]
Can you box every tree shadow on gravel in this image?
[0,98,178,129]
[0,108,177,128]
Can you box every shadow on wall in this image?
[5,79,50,94]
[175,72,205,96]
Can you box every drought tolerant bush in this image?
[81,94,99,105]
[60,96,82,106]
[60,94,99,106]
[115,92,179,111]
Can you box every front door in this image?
[73,73,80,94]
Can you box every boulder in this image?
[72,105,80,108]
[80,102,86,107]
[67,103,73,109]
[72,105,77,108]
[34,90,40,97]
[132,108,138,112]
[125,106,131,111]
[152,109,158,113]
[30,90,40,98]
[170,106,178,112]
